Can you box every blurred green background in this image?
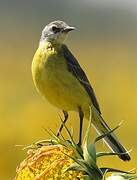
[0,0,137,179]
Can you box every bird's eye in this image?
[51,26,60,33]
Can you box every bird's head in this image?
[40,20,75,45]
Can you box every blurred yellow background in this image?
[0,0,137,179]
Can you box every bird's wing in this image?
[62,44,101,114]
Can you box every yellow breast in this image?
[32,42,91,112]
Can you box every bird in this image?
[32,20,130,161]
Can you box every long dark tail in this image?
[91,106,131,161]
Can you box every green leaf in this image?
[107,173,137,180]
[101,168,135,175]
[59,116,83,158]
[83,175,92,180]
[96,149,132,158]
[94,121,122,144]
[63,150,102,179]
[64,162,86,172]
[82,107,97,166]
[22,139,59,150]
[77,159,102,179]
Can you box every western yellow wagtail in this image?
[32,20,130,161]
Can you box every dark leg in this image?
[77,107,84,147]
[57,110,68,137]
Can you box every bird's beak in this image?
[63,26,76,33]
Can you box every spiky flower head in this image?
[15,145,84,179]
[15,108,136,180]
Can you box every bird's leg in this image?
[77,107,84,147]
[57,110,68,137]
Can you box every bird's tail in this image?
[88,106,131,161]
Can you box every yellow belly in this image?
[32,46,91,113]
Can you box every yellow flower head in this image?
[15,145,84,180]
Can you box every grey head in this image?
[40,20,75,44]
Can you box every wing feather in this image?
[62,44,101,114]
